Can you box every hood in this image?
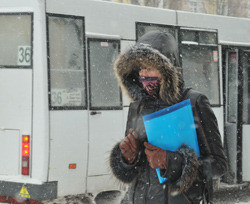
[137,30,180,67]
[114,32,184,105]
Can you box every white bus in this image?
[0,0,250,202]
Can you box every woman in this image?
[109,31,227,204]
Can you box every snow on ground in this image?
[44,191,124,204]
[43,182,250,204]
[43,189,250,204]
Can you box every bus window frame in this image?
[135,22,177,41]
[179,27,221,107]
[0,12,33,69]
[46,13,87,111]
[87,38,123,111]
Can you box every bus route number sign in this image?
[51,88,82,107]
[18,46,31,66]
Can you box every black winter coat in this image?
[109,31,227,204]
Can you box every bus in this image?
[0,0,249,202]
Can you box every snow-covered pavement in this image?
[43,182,250,204]
[43,187,250,204]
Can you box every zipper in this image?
[132,179,138,203]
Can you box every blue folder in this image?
[142,99,200,184]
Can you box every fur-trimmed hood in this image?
[114,31,184,105]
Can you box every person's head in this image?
[114,30,184,105]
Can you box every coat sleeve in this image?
[160,94,227,193]
[195,94,227,179]
[109,103,145,183]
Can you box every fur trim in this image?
[170,145,201,195]
[109,143,140,183]
[114,43,184,105]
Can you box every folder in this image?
[142,99,200,183]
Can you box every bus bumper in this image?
[0,181,57,202]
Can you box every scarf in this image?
[139,76,160,99]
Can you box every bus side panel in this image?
[0,0,35,8]
[0,70,32,131]
[0,130,20,176]
[177,11,250,44]
[0,70,32,177]
[48,111,88,196]
[47,0,177,41]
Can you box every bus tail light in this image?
[22,135,30,175]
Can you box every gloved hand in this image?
[144,142,167,169]
[119,129,140,164]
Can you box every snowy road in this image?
[43,182,250,204]
[44,196,250,204]
[43,188,250,204]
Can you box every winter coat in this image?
[109,31,227,204]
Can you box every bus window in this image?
[88,39,122,110]
[199,31,217,45]
[181,30,196,43]
[47,15,86,109]
[180,29,220,105]
[0,14,32,68]
[182,46,220,105]
[136,22,176,40]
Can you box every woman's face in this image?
[139,67,160,77]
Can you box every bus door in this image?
[241,49,250,182]
[224,48,250,183]
[0,14,33,177]
[87,38,123,192]
[47,14,89,196]
[224,49,240,184]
